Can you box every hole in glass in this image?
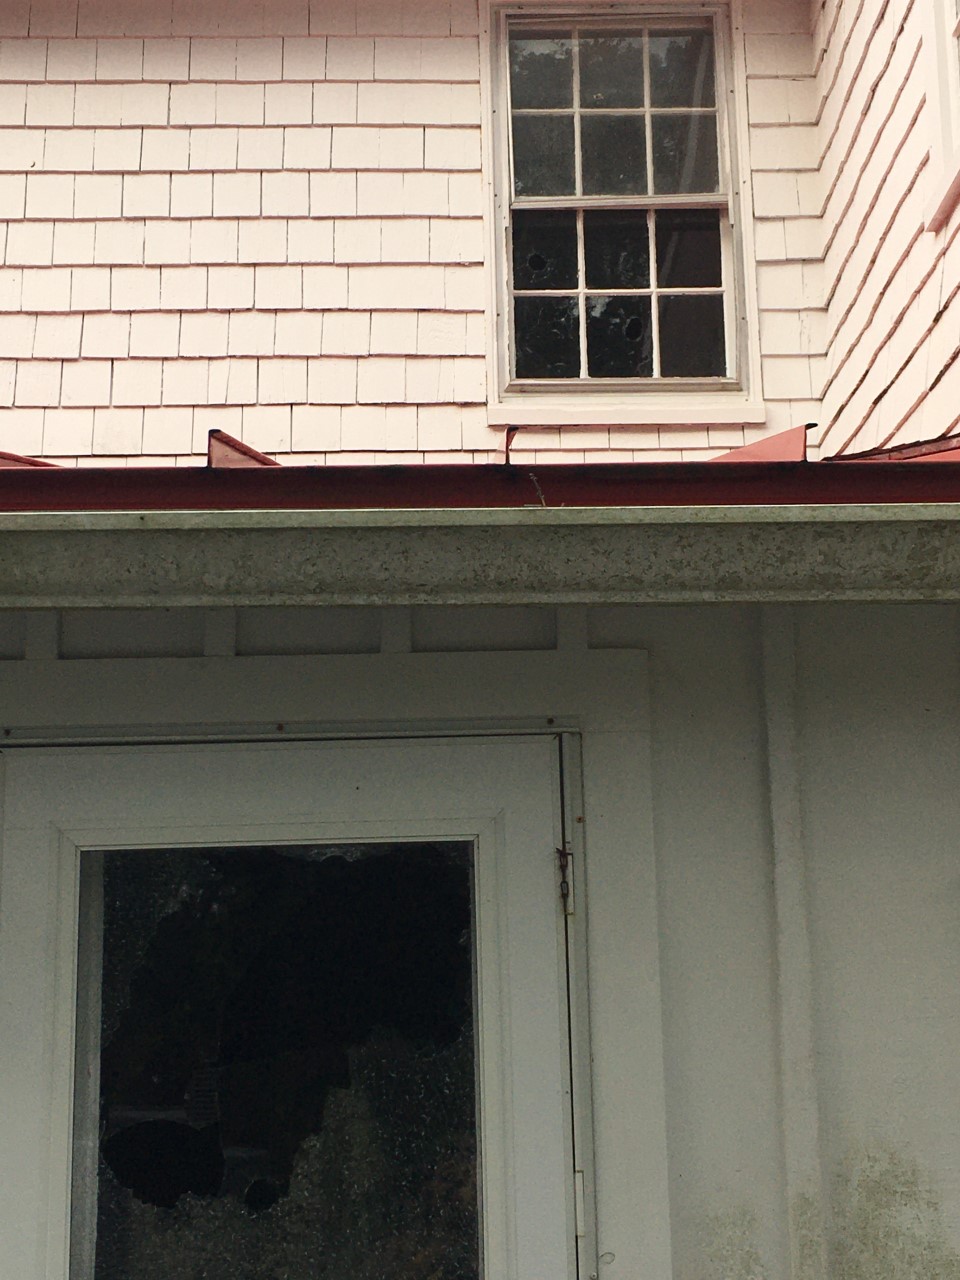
[73,843,479,1280]
[586,295,653,377]
[512,209,578,291]
[514,295,581,378]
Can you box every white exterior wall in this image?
[0,0,830,466]
[743,0,824,444]
[811,0,960,457]
[1,600,958,1275]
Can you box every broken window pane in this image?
[584,210,650,289]
[514,295,581,378]
[75,843,479,1280]
[512,209,578,290]
[586,295,654,377]
[579,31,645,107]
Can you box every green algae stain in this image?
[831,1149,960,1280]
[701,1207,770,1280]
[792,1187,827,1280]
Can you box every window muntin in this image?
[505,18,732,384]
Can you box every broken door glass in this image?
[73,842,479,1280]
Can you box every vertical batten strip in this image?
[760,604,829,1280]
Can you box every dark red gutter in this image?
[1,461,960,512]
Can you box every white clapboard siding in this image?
[744,0,826,443]
[813,0,960,456]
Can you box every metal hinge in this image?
[557,846,574,915]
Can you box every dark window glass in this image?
[579,32,645,107]
[80,843,479,1280]
[581,115,647,195]
[655,209,722,287]
[512,114,576,196]
[651,113,719,193]
[512,209,578,290]
[649,31,716,107]
[586,295,653,377]
[514,296,580,377]
[509,32,573,108]
[584,210,650,288]
[658,294,726,376]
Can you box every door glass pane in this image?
[74,842,479,1280]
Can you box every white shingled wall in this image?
[742,0,824,444]
[811,0,960,457]
[0,0,836,465]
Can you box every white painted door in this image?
[0,738,577,1280]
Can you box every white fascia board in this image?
[1,505,960,605]
[0,502,960,532]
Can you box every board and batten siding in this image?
[1,599,959,1275]
[0,0,830,466]
[811,0,960,457]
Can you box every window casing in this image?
[925,0,960,229]
[491,7,746,407]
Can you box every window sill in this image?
[487,393,767,427]
[926,143,960,232]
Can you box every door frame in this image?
[0,647,670,1280]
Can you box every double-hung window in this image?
[498,12,737,391]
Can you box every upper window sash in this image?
[506,21,724,205]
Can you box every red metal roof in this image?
[2,429,960,511]
[0,459,959,511]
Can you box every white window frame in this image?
[480,0,766,428]
[925,0,960,231]
[2,737,584,1280]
